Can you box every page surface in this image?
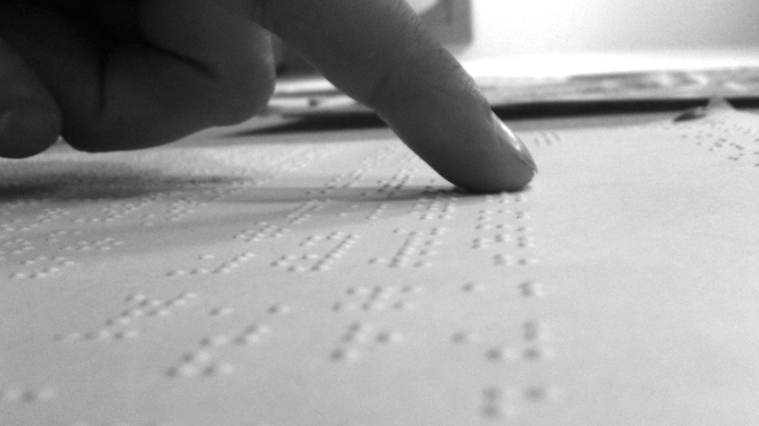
[1,105,758,426]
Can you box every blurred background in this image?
[271,0,759,114]
[280,0,759,74]
[409,0,759,59]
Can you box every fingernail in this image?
[492,112,538,173]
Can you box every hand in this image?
[0,0,536,193]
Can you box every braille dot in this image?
[97,330,113,340]
[254,324,271,334]
[330,348,359,362]
[375,331,402,344]
[493,254,514,266]
[486,347,513,362]
[174,364,200,378]
[210,307,233,316]
[523,320,546,341]
[21,390,40,403]
[451,331,479,344]
[523,386,549,402]
[522,346,552,361]
[149,308,172,317]
[462,282,483,292]
[480,404,502,419]
[200,335,230,347]
[126,293,148,303]
[519,281,545,298]
[347,321,371,332]
[392,301,415,311]
[123,308,145,318]
[164,297,187,308]
[333,302,357,312]
[107,317,131,326]
[268,304,290,314]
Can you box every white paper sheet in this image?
[2,103,758,426]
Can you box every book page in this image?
[2,101,758,426]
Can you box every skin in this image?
[0,0,536,193]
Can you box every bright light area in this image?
[460,0,759,59]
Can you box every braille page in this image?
[2,104,759,426]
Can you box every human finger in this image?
[0,36,61,158]
[253,0,537,193]
[0,1,275,152]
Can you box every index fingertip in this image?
[441,111,538,194]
